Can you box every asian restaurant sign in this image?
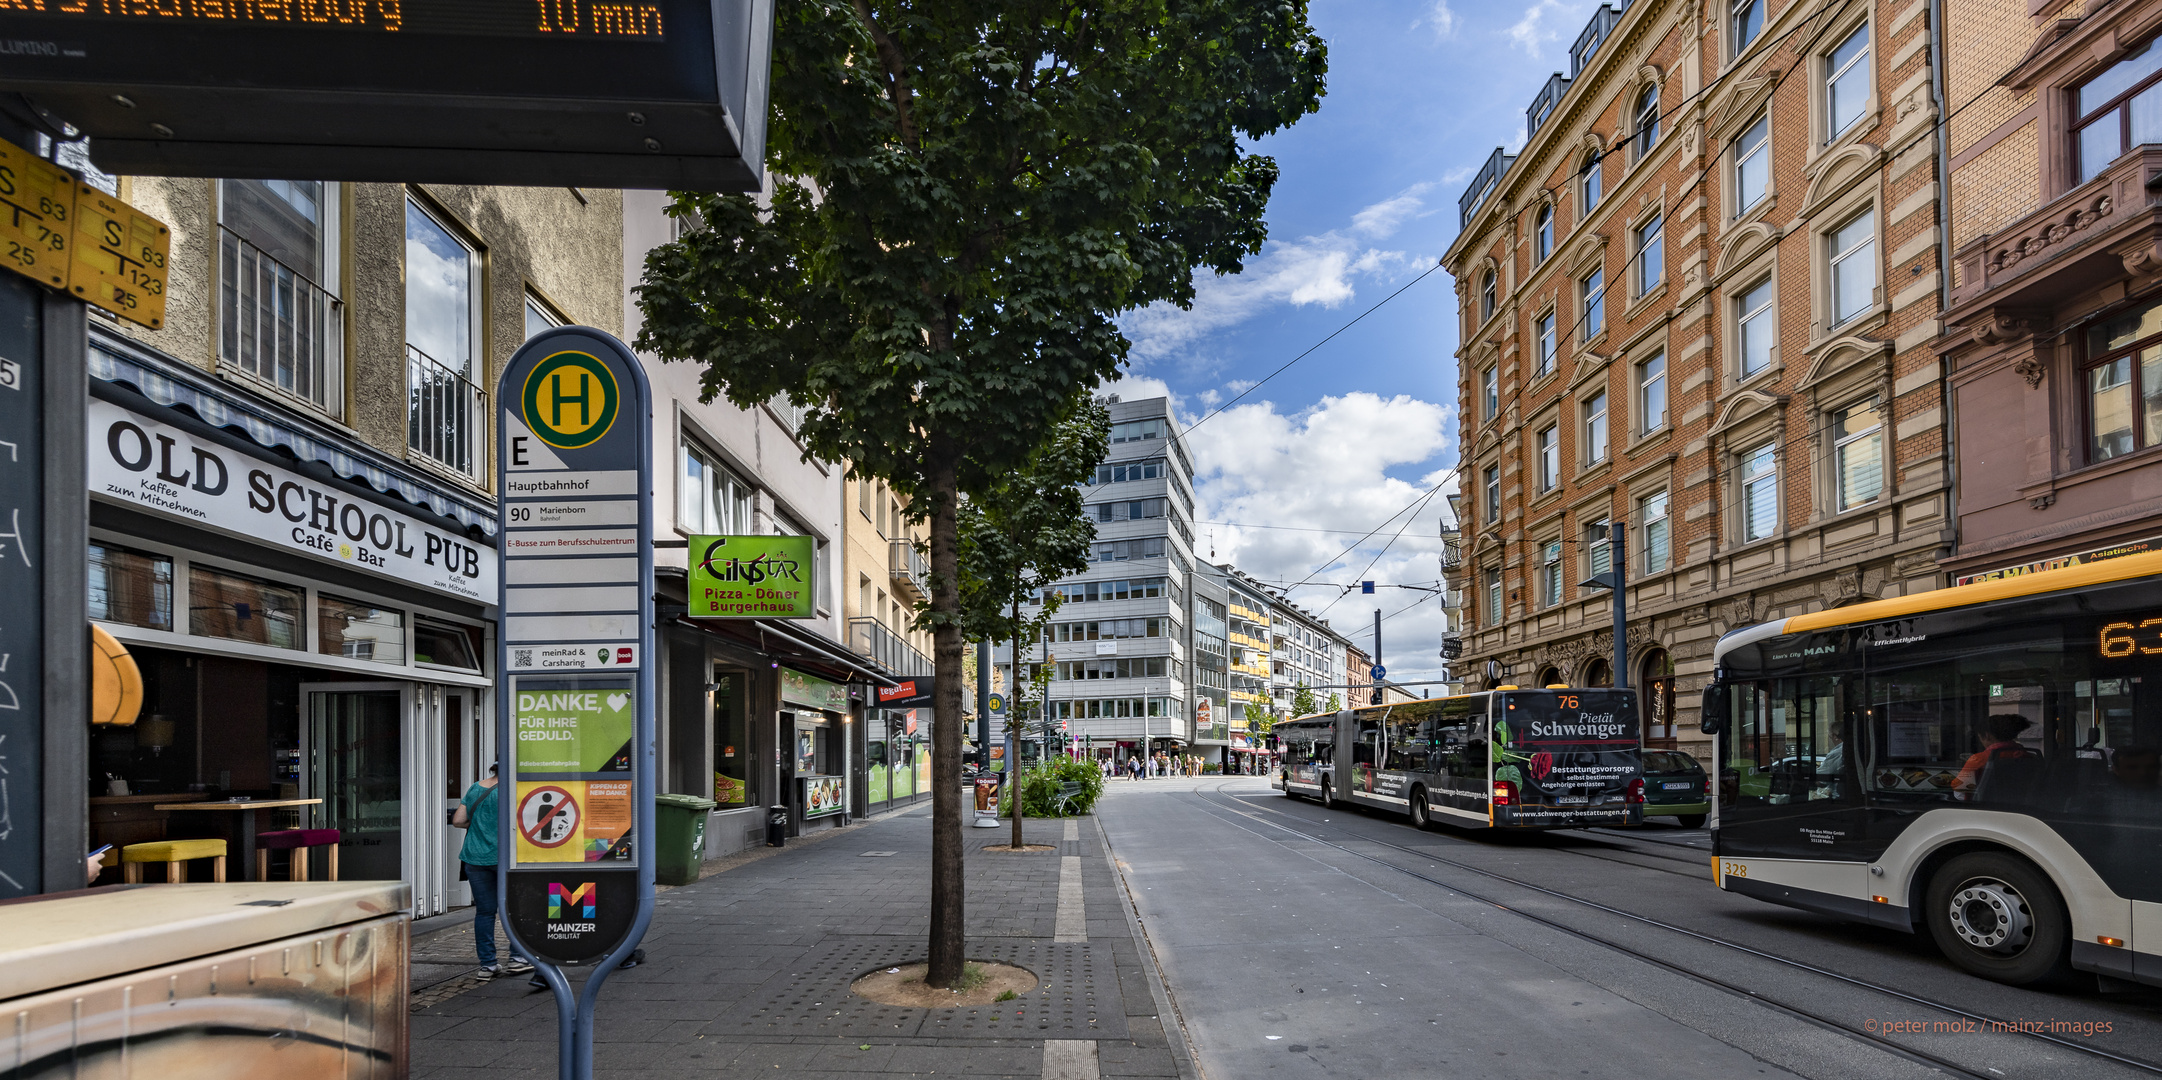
[685,533,814,617]
[87,397,495,602]
[1953,535,2162,586]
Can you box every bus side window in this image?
[1388,720,1426,772]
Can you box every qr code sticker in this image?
[513,648,534,669]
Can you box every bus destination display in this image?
[9,0,665,38]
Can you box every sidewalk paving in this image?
[409,802,1192,1079]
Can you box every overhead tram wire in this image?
[1315,482,1447,617]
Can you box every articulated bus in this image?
[1276,688,1645,828]
[1704,550,2162,988]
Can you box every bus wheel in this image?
[1320,782,1334,809]
[1924,852,2075,987]
[1409,790,1431,829]
[1676,814,1706,829]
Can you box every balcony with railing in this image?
[889,538,930,603]
[407,344,486,477]
[220,225,342,412]
[850,617,933,678]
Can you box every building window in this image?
[1110,418,1166,443]
[1485,567,1504,624]
[404,198,484,476]
[1483,465,1501,523]
[1633,84,1661,160]
[681,440,752,534]
[219,179,340,413]
[524,293,564,340]
[1586,522,1612,578]
[1833,398,1884,510]
[1826,23,1871,140]
[1482,365,1499,420]
[1539,539,1563,607]
[190,564,304,649]
[1583,391,1608,464]
[318,595,405,664]
[1535,312,1557,376]
[1582,152,1603,212]
[2075,41,2162,182]
[89,542,173,631]
[1537,426,1559,491]
[1732,0,1763,53]
[1581,267,1606,338]
[1641,490,1671,573]
[1534,205,1553,263]
[1637,352,1666,433]
[414,618,481,669]
[773,511,832,614]
[1738,279,1775,377]
[1741,443,1778,542]
[1634,215,1663,294]
[2083,298,2162,461]
[1829,209,1877,326]
[1734,116,1769,211]
[1480,270,1497,320]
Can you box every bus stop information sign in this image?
[495,326,655,1080]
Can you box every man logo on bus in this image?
[548,881,597,920]
[520,351,620,449]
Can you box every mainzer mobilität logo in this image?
[521,351,621,449]
[549,881,598,920]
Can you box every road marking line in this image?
[1063,819,1079,842]
[1054,854,1085,942]
[1041,1038,1099,1079]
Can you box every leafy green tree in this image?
[1244,700,1273,738]
[635,2,1324,985]
[1324,692,1342,713]
[1290,680,1317,717]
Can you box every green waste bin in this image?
[655,793,718,885]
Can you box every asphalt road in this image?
[1095,774,2162,1080]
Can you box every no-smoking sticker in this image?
[519,785,580,848]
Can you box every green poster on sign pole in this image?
[687,534,817,618]
[514,679,637,773]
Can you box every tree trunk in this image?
[925,444,967,988]
[1011,590,1025,853]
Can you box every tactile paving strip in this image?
[718,937,1124,1039]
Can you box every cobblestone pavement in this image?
[409,801,1194,1079]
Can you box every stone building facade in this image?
[1444,0,1952,756]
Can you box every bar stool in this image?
[256,828,341,881]
[121,839,227,883]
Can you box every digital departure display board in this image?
[0,0,771,189]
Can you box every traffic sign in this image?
[1370,665,1386,680]
[985,693,1006,715]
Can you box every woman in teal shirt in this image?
[452,764,532,978]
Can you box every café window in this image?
[189,565,304,649]
[318,594,406,664]
[2076,40,2162,183]
[89,542,173,631]
[414,617,482,670]
[2084,297,2162,463]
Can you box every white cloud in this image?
[1412,0,1459,41]
[1182,392,1461,686]
[1121,186,1436,366]
[1507,0,1584,57]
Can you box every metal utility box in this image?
[0,881,411,1079]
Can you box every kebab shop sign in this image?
[88,398,494,600]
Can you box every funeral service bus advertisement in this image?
[1493,690,1645,826]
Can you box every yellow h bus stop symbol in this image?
[521,351,620,449]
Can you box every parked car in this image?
[1641,749,1709,828]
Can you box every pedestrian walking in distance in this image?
[451,764,532,980]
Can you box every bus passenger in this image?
[1955,714,2033,801]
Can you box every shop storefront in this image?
[864,678,932,812]
[84,342,497,918]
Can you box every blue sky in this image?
[1110,0,1593,689]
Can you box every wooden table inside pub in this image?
[153,799,323,881]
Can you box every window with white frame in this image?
[1741,442,1779,542]
[1534,205,1553,263]
[1738,278,1775,377]
[1734,115,1769,211]
[1829,208,1877,326]
[1539,539,1563,606]
[1634,215,1663,294]
[220,179,340,413]
[1480,270,1497,320]
[1732,0,1763,53]
[1586,522,1612,578]
[1485,567,1503,624]
[1581,268,1606,338]
[1483,464,1501,523]
[1640,490,1671,573]
[405,198,484,475]
[1482,365,1500,420]
[1833,398,1884,510]
[680,440,752,534]
[1583,391,1608,464]
[1582,151,1604,212]
[1637,352,1667,433]
[1536,311,1557,376]
[1633,84,1661,160]
[773,510,831,614]
[1537,426,1559,491]
[1826,23,1872,140]
[525,293,564,340]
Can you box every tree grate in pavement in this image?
[718,936,1125,1039]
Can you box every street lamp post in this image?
[1578,520,1629,689]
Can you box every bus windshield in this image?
[1496,690,1640,804]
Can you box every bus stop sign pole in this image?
[493,326,657,1080]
